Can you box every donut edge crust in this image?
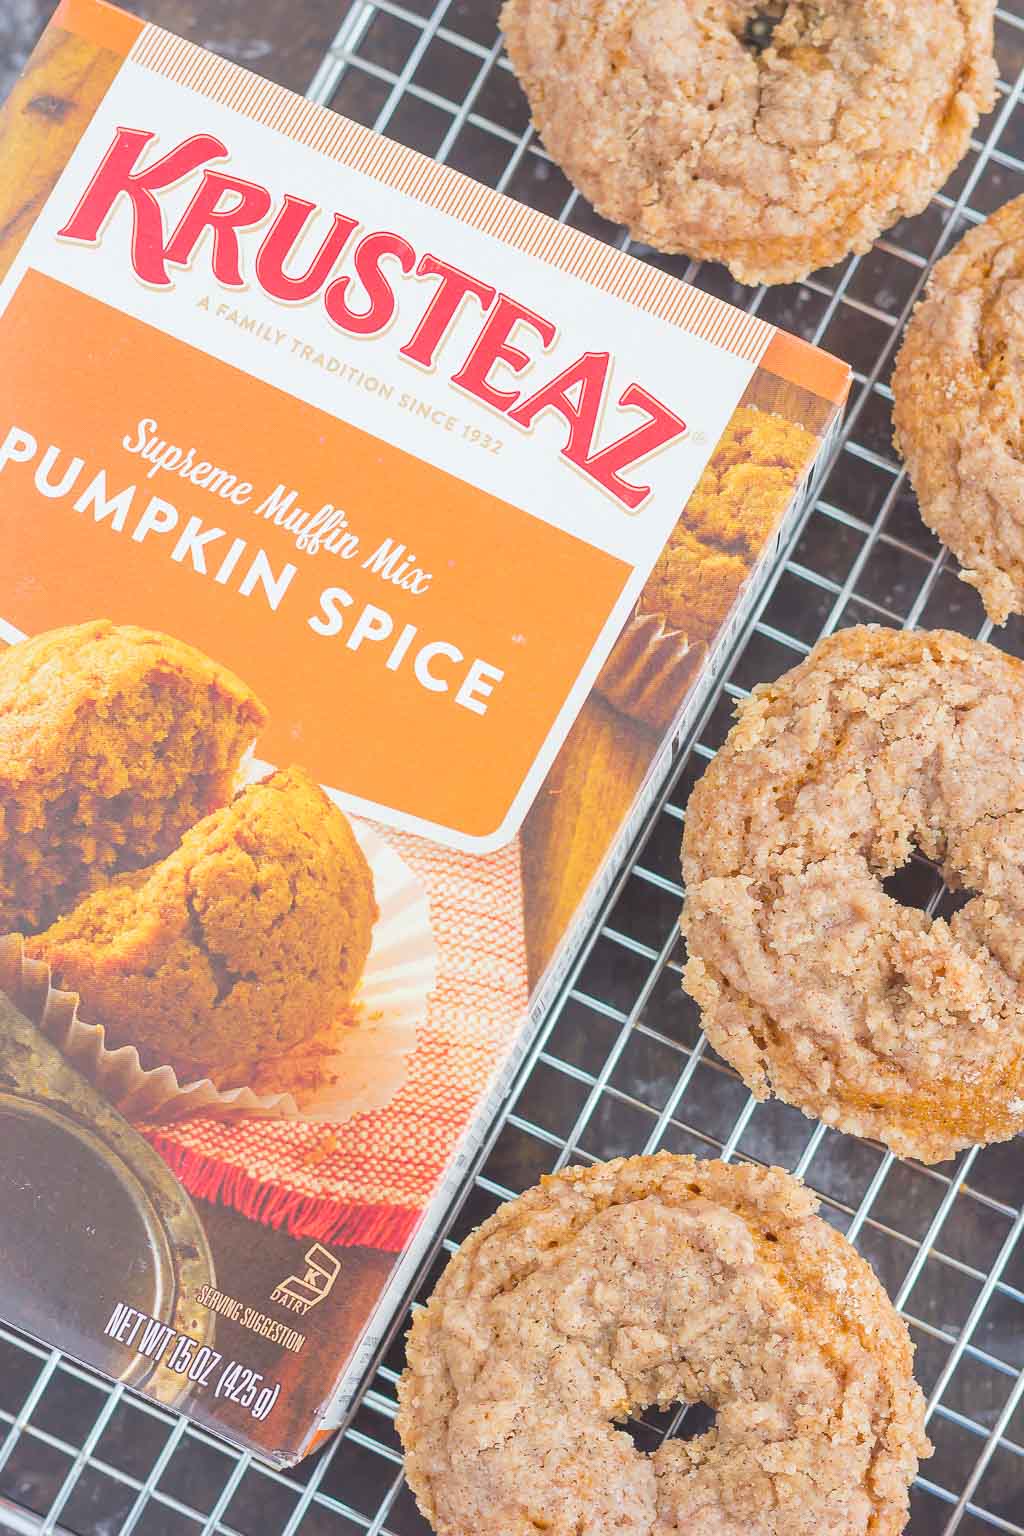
[681,624,1024,1163]
[893,195,1024,625]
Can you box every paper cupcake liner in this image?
[596,608,708,733]
[288,820,437,1124]
[0,821,437,1124]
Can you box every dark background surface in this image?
[0,0,347,101]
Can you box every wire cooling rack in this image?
[4,3,1024,1533]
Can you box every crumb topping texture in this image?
[397,1154,929,1536]
[500,0,996,285]
[26,765,378,1078]
[682,625,1024,1162]
[893,193,1024,624]
[0,620,267,933]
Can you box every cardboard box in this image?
[0,0,850,1465]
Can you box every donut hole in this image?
[740,3,786,53]
[620,1399,718,1452]
[934,887,975,921]
[668,1400,718,1443]
[879,853,945,914]
[878,846,979,918]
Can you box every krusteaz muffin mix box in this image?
[0,0,850,1465]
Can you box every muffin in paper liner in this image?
[0,821,437,1124]
[596,612,707,734]
[596,526,748,733]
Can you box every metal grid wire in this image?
[4,2,1024,1532]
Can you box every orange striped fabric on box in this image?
[145,828,530,1253]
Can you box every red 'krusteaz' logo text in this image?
[58,127,688,511]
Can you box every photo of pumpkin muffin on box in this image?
[597,393,821,732]
[0,620,435,1123]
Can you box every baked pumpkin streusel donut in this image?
[397,1154,930,1536]
[682,625,1024,1164]
[500,0,996,286]
[893,195,1024,624]
[25,766,377,1079]
[0,620,267,932]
